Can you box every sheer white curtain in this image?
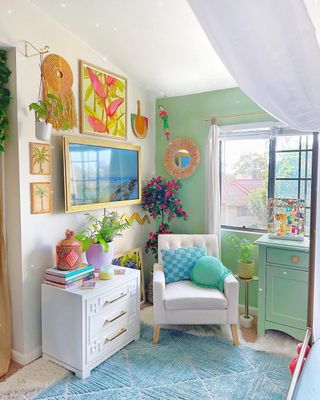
[188,0,320,339]
[205,123,221,254]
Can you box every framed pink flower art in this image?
[79,61,127,140]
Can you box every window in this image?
[220,131,313,234]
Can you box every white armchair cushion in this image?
[164,280,227,311]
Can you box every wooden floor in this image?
[0,360,23,382]
[0,308,257,382]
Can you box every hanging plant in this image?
[142,176,188,257]
[0,50,11,152]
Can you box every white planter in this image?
[35,120,52,141]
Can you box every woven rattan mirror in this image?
[163,138,200,179]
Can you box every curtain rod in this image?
[205,111,268,124]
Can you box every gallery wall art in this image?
[30,182,52,214]
[131,100,148,139]
[30,142,51,175]
[80,61,127,140]
[42,54,77,130]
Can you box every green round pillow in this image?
[191,256,231,291]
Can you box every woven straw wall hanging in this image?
[41,54,77,130]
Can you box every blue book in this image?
[46,264,94,278]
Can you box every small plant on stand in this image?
[142,176,188,257]
[228,234,257,279]
[29,93,64,141]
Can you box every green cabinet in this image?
[255,234,309,341]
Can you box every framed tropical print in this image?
[80,61,127,140]
[30,142,51,175]
[112,247,146,303]
[31,182,52,214]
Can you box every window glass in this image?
[221,138,269,230]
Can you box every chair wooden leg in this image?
[153,325,160,344]
[230,324,239,345]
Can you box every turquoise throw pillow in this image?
[191,256,232,292]
[161,246,207,284]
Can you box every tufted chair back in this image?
[158,234,219,264]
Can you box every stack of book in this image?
[44,264,95,289]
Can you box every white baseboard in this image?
[239,304,258,316]
[11,346,42,365]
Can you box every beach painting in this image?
[68,142,140,207]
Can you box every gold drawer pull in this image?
[105,292,127,305]
[105,311,127,324]
[291,256,300,264]
[105,328,127,343]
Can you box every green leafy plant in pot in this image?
[76,210,131,271]
[29,93,63,141]
[228,235,256,279]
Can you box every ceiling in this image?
[30,0,320,98]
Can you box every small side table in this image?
[234,275,258,328]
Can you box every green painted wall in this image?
[156,87,276,307]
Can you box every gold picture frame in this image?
[30,142,51,175]
[31,182,52,214]
[63,135,142,213]
[112,247,146,304]
[79,60,127,140]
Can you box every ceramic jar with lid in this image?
[56,229,82,270]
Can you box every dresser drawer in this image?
[87,313,137,364]
[266,247,309,269]
[87,281,137,317]
[88,303,133,342]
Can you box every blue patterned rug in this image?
[36,324,291,400]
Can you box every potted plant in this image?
[29,93,63,141]
[142,176,188,257]
[228,235,256,279]
[76,210,131,270]
[0,49,11,152]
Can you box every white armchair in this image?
[153,234,239,345]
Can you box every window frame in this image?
[220,132,314,234]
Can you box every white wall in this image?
[0,0,156,364]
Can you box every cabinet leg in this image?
[75,370,91,379]
[230,324,239,345]
[153,325,160,344]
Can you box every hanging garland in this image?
[0,50,11,152]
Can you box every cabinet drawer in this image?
[87,314,137,364]
[87,281,138,317]
[266,247,309,269]
[266,265,308,330]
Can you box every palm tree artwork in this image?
[31,182,51,214]
[30,143,50,175]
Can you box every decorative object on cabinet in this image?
[29,94,64,141]
[63,135,141,212]
[255,233,309,341]
[41,54,77,130]
[163,138,200,179]
[131,100,148,138]
[120,212,151,225]
[41,267,140,379]
[158,104,170,141]
[99,266,114,280]
[30,182,52,214]
[56,230,83,271]
[79,61,126,139]
[30,142,51,175]
[234,274,258,328]
[268,198,305,241]
[0,50,11,152]
[142,176,188,257]
[228,234,256,279]
[76,210,131,271]
[112,247,146,303]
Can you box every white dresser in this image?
[41,268,140,379]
